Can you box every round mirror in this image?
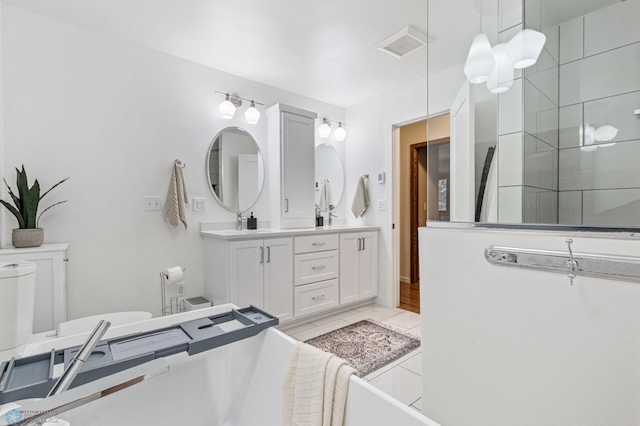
[315,144,344,211]
[206,127,264,213]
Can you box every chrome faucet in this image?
[236,213,245,230]
[328,211,337,227]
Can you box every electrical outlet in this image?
[176,283,185,296]
[193,197,206,212]
[144,196,162,211]
[377,199,386,211]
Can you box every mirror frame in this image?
[205,126,264,213]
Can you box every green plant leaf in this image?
[3,178,22,213]
[40,177,70,201]
[0,199,26,228]
[23,179,40,228]
[36,200,67,228]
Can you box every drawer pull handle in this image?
[311,242,326,246]
[312,295,325,301]
[311,265,326,270]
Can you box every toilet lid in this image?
[0,261,36,278]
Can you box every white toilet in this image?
[0,261,36,351]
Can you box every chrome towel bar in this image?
[484,244,640,284]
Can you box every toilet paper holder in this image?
[160,267,186,316]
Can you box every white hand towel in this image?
[163,163,189,229]
[351,176,369,218]
[318,180,333,211]
[283,342,356,426]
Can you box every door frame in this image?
[409,137,450,283]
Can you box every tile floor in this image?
[278,304,424,414]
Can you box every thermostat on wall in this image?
[377,171,385,184]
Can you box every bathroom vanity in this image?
[202,227,378,324]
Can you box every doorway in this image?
[397,114,451,313]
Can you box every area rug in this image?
[305,320,420,377]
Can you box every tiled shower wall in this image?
[497,0,559,223]
[558,1,640,225]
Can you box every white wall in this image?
[1,5,344,319]
[420,224,640,426]
[345,64,464,306]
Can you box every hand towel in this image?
[318,180,334,211]
[163,163,189,229]
[283,342,356,426]
[351,176,369,218]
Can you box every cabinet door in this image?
[263,238,294,321]
[358,232,378,299]
[281,112,315,221]
[229,240,264,308]
[339,233,360,305]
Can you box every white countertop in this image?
[200,225,380,240]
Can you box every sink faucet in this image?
[328,211,337,227]
[236,213,245,230]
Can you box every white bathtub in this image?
[5,305,439,426]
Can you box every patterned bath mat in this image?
[305,319,420,377]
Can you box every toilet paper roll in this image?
[163,266,184,286]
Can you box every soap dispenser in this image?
[247,212,257,230]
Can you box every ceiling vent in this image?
[377,25,429,59]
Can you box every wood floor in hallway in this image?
[399,282,420,314]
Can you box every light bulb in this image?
[334,123,346,141]
[594,125,618,142]
[244,101,261,124]
[318,119,331,138]
[219,94,236,119]
[506,29,546,69]
[486,44,514,94]
[464,33,496,84]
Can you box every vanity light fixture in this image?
[334,122,347,141]
[318,118,332,138]
[216,91,264,123]
[317,118,347,140]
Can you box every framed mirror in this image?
[315,144,344,211]
[206,127,264,213]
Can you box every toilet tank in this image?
[0,261,36,351]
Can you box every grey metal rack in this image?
[0,306,277,405]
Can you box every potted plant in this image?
[0,165,69,248]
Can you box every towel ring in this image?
[175,159,186,168]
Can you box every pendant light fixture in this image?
[318,118,332,138]
[506,29,547,69]
[334,122,347,141]
[463,0,495,84]
[464,33,496,84]
[594,125,618,142]
[486,43,514,94]
[219,93,237,119]
[244,101,261,124]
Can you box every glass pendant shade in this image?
[581,125,598,151]
[318,120,331,138]
[464,33,496,84]
[244,101,261,124]
[219,96,236,119]
[486,44,514,94]
[334,123,346,141]
[594,125,618,142]
[506,29,546,69]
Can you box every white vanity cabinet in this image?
[0,243,68,333]
[267,104,317,229]
[202,226,379,324]
[340,232,378,304]
[204,237,293,322]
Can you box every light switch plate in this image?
[144,196,162,211]
[377,171,385,184]
[193,197,206,211]
[377,199,386,211]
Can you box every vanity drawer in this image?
[294,279,339,318]
[295,234,339,254]
[295,251,339,286]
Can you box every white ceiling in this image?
[0,0,619,108]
